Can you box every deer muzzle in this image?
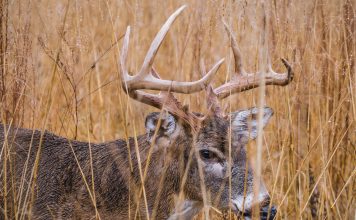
[230,191,277,220]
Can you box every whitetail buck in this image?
[0,5,292,220]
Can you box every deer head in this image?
[119,5,293,219]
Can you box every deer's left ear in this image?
[231,107,273,141]
[145,111,178,144]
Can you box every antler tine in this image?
[120,26,132,83]
[214,23,293,100]
[281,58,293,81]
[201,58,225,87]
[121,5,224,94]
[222,20,244,75]
[137,5,187,79]
[200,59,223,116]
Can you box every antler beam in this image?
[119,5,224,129]
[214,22,293,100]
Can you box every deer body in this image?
[0,124,187,219]
[0,108,275,220]
[1,5,293,220]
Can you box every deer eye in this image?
[200,149,213,160]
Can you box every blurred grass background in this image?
[0,0,355,219]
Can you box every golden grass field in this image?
[0,0,355,219]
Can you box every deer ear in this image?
[145,111,177,143]
[231,107,273,141]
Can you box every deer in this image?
[0,5,293,220]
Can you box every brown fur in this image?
[1,107,275,219]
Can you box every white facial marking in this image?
[232,188,269,211]
[208,163,225,178]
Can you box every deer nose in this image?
[231,198,277,220]
[260,204,277,220]
[236,205,277,220]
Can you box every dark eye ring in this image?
[200,149,212,159]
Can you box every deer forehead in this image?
[198,116,229,137]
[196,118,229,149]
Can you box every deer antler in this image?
[213,21,293,100]
[120,5,224,129]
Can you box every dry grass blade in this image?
[0,0,354,219]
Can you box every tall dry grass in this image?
[0,0,355,219]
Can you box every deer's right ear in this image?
[231,107,274,142]
[145,111,178,143]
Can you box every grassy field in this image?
[0,0,355,219]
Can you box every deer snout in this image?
[231,198,277,220]
[233,204,277,220]
[231,190,277,219]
